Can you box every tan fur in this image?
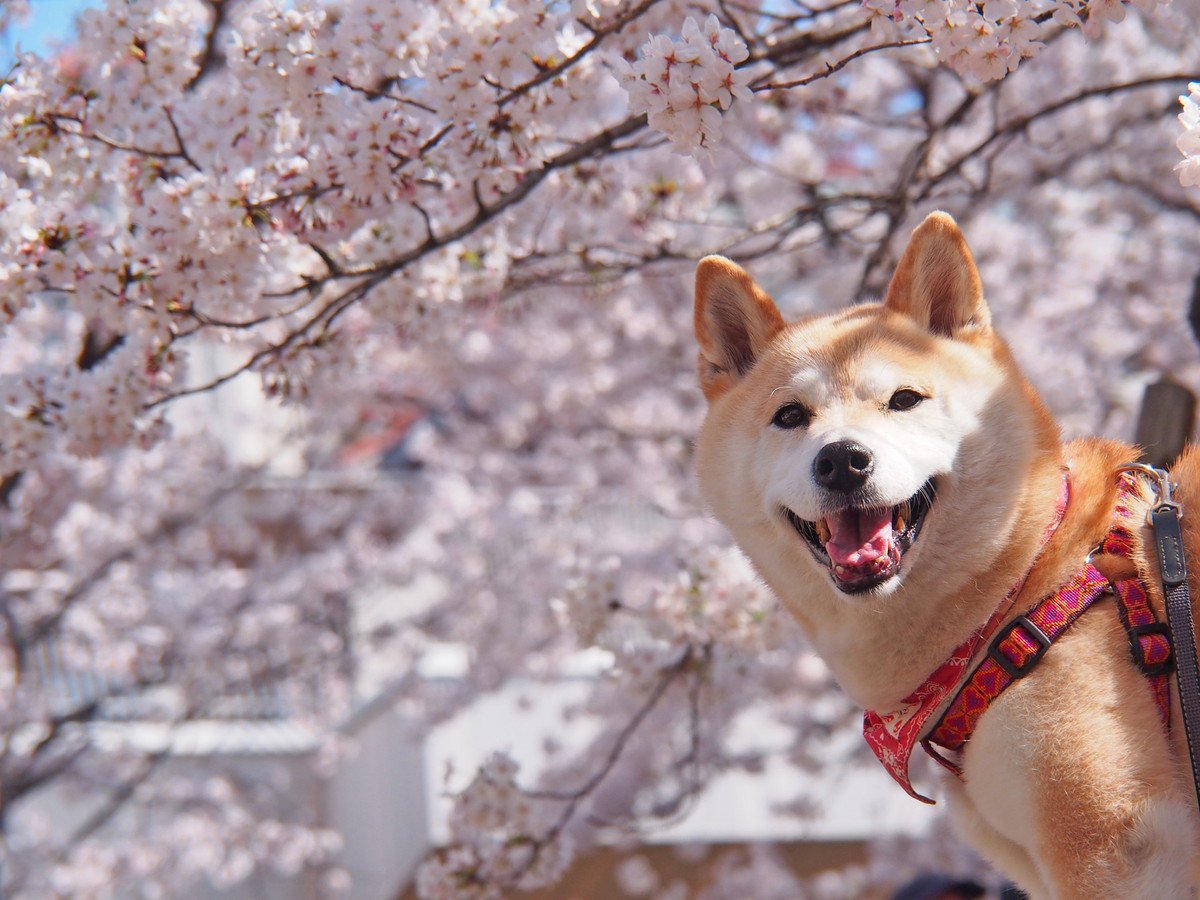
[693,213,1200,897]
[694,255,786,401]
[884,211,990,336]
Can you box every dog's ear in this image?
[883,212,990,336]
[695,256,785,400]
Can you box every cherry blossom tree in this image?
[1,0,1198,896]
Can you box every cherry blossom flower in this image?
[614,15,752,154]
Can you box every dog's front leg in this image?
[943,781,1050,897]
[956,745,1197,899]
[1036,796,1198,899]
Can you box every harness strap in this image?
[1112,577,1173,724]
[923,563,1114,771]
[861,474,1071,802]
[1102,512,1172,727]
[924,474,1176,772]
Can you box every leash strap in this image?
[1150,494,1200,816]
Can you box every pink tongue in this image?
[825,507,893,567]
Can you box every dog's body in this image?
[693,212,1200,896]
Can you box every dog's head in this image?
[694,213,1058,608]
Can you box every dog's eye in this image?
[888,389,925,411]
[771,403,811,429]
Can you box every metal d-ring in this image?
[1116,462,1182,524]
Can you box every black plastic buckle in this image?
[988,615,1052,679]
[1128,622,1175,677]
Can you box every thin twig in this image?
[497,0,666,109]
[753,38,931,91]
[509,644,695,886]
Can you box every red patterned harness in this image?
[863,473,1175,802]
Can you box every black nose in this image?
[813,440,874,493]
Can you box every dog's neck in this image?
[786,440,1130,711]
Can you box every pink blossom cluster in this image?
[0,0,624,476]
[416,753,573,898]
[864,0,1170,80]
[416,527,843,894]
[1178,83,1200,188]
[614,15,752,154]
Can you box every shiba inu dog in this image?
[693,212,1200,896]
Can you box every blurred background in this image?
[0,1,1198,897]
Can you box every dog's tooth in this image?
[816,519,831,544]
[835,564,848,577]
[894,510,906,532]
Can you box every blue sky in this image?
[2,0,97,67]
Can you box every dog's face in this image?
[694,214,1054,608]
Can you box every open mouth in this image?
[783,479,937,594]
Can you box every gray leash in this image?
[1129,464,1200,813]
